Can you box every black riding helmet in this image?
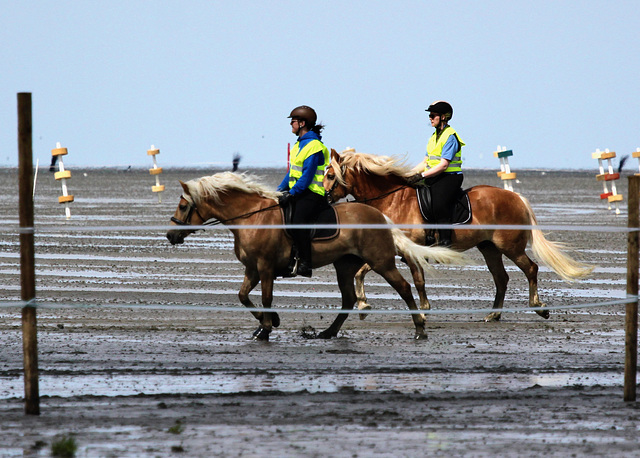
[288,105,317,127]
[426,101,453,121]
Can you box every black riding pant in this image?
[290,190,329,263]
[424,172,464,241]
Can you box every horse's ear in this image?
[179,180,191,196]
[330,148,340,162]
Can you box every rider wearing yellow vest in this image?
[277,105,330,277]
[408,101,465,247]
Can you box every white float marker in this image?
[147,145,164,203]
[493,145,517,192]
[52,142,74,219]
[32,158,39,199]
[592,148,623,215]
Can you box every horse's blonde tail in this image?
[384,216,469,274]
[519,194,594,282]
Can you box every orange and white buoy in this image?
[147,145,164,203]
[494,145,517,192]
[592,148,623,215]
[51,142,74,219]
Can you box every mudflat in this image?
[1,167,638,456]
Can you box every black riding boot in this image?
[296,241,313,278]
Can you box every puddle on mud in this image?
[0,371,622,399]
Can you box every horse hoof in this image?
[251,326,271,341]
[484,312,501,322]
[316,330,335,339]
[414,332,428,340]
[536,309,550,319]
[358,304,371,321]
[271,312,281,328]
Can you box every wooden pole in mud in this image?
[625,175,639,402]
[18,92,40,415]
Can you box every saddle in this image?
[415,186,472,225]
[280,204,340,241]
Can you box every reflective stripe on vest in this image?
[425,126,465,173]
[288,139,330,196]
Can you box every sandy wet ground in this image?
[1,166,639,456]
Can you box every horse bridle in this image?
[325,163,349,204]
[170,196,212,227]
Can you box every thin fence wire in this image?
[0,296,637,313]
[1,221,634,314]
[0,223,637,233]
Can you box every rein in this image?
[354,184,410,204]
[171,195,280,228]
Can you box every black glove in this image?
[278,191,293,207]
[407,173,424,186]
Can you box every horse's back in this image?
[467,185,530,225]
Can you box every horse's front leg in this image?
[478,242,508,322]
[238,268,280,341]
[355,263,373,320]
[252,269,278,341]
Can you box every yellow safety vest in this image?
[425,126,464,173]
[288,139,330,196]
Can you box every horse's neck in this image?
[203,193,274,224]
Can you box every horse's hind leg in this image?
[477,241,509,322]
[355,263,373,320]
[317,256,364,339]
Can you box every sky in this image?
[2,1,639,171]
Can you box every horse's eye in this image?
[179,204,188,211]
[327,174,335,180]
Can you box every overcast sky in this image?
[2,1,639,171]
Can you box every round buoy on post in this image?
[632,148,640,176]
[493,145,517,192]
[591,148,622,215]
[147,145,164,203]
[52,142,74,219]
[593,148,623,215]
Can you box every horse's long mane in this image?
[184,172,280,206]
[331,150,415,185]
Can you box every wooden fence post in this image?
[18,92,39,415]
[625,175,639,401]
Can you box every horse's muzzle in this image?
[166,230,185,245]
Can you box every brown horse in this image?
[166,172,468,340]
[323,149,594,322]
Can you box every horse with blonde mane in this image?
[323,149,594,322]
[166,172,468,340]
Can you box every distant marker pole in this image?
[32,159,39,199]
[148,145,164,203]
[493,145,517,192]
[52,142,74,219]
[632,148,640,176]
[593,148,623,215]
